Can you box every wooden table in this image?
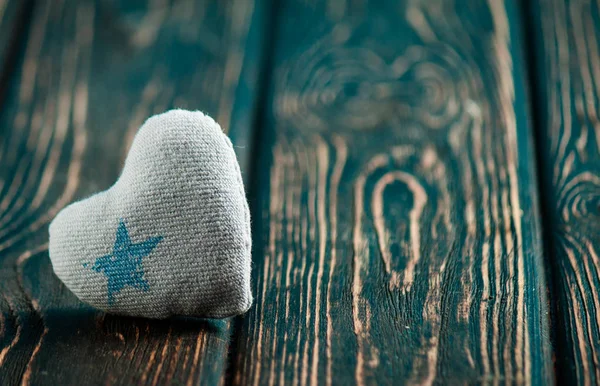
[0,0,598,384]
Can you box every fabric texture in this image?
[49,109,252,319]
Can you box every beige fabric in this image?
[49,110,252,319]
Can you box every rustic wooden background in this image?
[0,0,597,385]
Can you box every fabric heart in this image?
[48,110,252,319]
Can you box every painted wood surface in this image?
[0,0,30,100]
[0,0,26,69]
[232,0,553,384]
[528,0,600,384]
[0,0,264,384]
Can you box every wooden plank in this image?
[0,0,264,384]
[528,0,600,383]
[0,0,31,105]
[232,0,553,384]
[0,0,27,72]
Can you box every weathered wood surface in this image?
[528,0,600,384]
[232,0,553,384]
[0,0,28,78]
[0,0,264,384]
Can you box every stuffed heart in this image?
[48,110,252,319]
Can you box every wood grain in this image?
[0,0,264,384]
[232,0,553,384]
[528,0,600,384]
[0,0,28,77]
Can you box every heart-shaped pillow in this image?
[49,110,252,319]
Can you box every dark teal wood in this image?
[0,0,28,76]
[5,0,593,384]
[232,0,553,384]
[0,0,265,384]
[528,0,600,384]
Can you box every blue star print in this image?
[89,219,163,306]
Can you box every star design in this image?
[89,219,163,306]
